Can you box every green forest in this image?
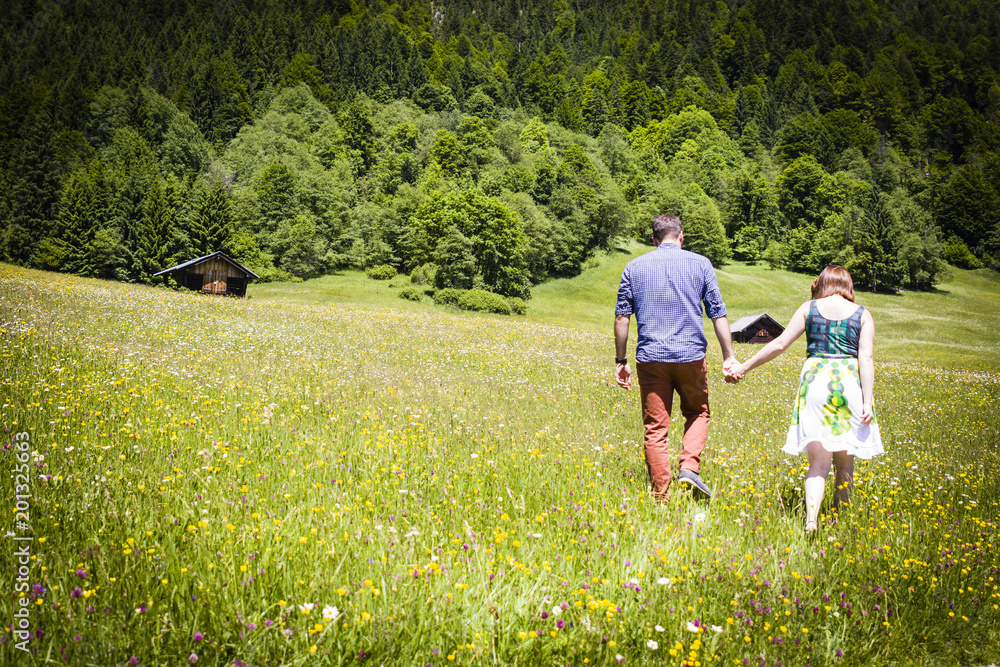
[1,0,998,297]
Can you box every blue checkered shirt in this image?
[615,243,728,363]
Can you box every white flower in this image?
[656,577,672,586]
[629,577,640,585]
[711,625,723,633]
[322,605,340,621]
[551,606,562,616]
[693,512,706,523]
[655,625,665,632]
[686,621,701,633]
[646,640,659,650]
[298,603,315,613]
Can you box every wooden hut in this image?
[154,251,259,297]
[731,313,785,344]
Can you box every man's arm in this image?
[711,316,738,382]
[614,314,632,390]
[702,263,738,381]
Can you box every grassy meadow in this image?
[2,253,999,666]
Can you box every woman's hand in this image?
[723,359,745,382]
[860,402,874,425]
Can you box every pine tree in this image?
[621,80,651,131]
[142,176,186,280]
[340,102,377,176]
[204,182,234,254]
[851,191,904,292]
[6,105,61,263]
[55,169,97,276]
[187,179,233,257]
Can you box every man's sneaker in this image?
[677,469,712,500]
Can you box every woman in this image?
[730,266,883,531]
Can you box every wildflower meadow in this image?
[2,259,999,666]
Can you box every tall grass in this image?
[1,261,998,666]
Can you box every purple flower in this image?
[193,631,203,642]
[836,649,844,657]
[76,569,87,578]
[540,611,548,619]
[71,587,82,598]
[556,620,565,629]
[264,619,273,628]
[74,635,82,642]
[247,622,257,631]
[188,653,198,664]
[129,658,139,666]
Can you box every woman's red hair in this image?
[811,265,855,302]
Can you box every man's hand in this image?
[614,314,631,389]
[615,362,632,390]
[722,357,742,384]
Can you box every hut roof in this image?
[154,251,260,279]
[730,313,784,333]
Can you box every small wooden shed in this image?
[154,251,259,297]
[731,313,785,344]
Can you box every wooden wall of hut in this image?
[189,257,248,296]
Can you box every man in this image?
[614,214,738,501]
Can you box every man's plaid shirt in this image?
[615,242,728,363]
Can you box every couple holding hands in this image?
[614,214,883,531]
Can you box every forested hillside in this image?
[2,0,998,296]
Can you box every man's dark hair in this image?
[652,214,682,242]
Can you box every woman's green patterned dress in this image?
[782,301,884,459]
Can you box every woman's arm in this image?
[732,302,809,377]
[857,309,875,424]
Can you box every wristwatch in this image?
[615,357,628,365]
